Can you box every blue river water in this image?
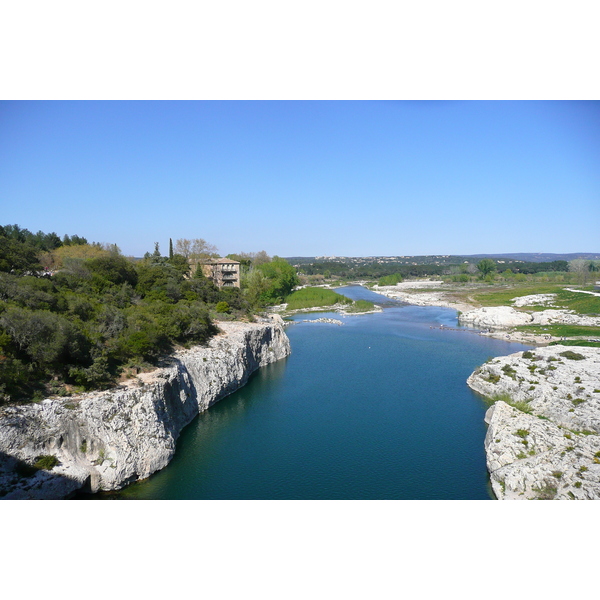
[105,286,531,500]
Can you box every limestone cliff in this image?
[0,316,291,500]
[467,346,600,499]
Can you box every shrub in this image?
[34,455,59,470]
[535,482,558,500]
[378,273,403,286]
[215,301,230,313]
[501,364,517,379]
[0,307,90,368]
[559,350,586,361]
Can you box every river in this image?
[100,286,531,500]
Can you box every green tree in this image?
[378,273,403,286]
[477,259,496,278]
[86,255,138,288]
[257,257,299,304]
[174,238,218,260]
[243,268,271,308]
[0,235,41,274]
[569,259,589,284]
[0,307,89,369]
[168,253,191,277]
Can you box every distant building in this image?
[189,257,241,288]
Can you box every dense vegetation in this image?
[378,273,403,286]
[298,261,446,281]
[0,225,299,405]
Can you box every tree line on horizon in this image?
[296,256,598,284]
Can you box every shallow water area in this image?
[97,286,531,500]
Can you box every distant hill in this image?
[285,253,600,265]
[462,253,600,263]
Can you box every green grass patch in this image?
[559,350,586,360]
[469,283,600,314]
[549,340,600,348]
[34,455,59,470]
[516,323,600,338]
[553,289,600,315]
[481,392,533,414]
[284,287,352,310]
[344,299,376,313]
[471,284,565,307]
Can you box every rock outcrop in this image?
[467,346,600,499]
[459,306,600,329]
[459,306,533,328]
[0,316,291,500]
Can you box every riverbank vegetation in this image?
[0,225,298,405]
[2,224,596,401]
[284,287,352,310]
[343,299,377,313]
[283,287,376,313]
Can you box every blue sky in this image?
[1,100,598,258]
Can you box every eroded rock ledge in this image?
[0,316,291,500]
[467,346,600,499]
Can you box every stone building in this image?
[189,257,241,288]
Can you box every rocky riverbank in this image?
[375,283,600,345]
[378,281,600,498]
[0,316,291,500]
[374,281,476,314]
[468,346,600,499]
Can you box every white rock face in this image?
[529,310,600,327]
[0,317,291,499]
[459,305,600,329]
[512,294,557,307]
[459,306,534,328]
[468,346,600,499]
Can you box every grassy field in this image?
[464,284,600,314]
[469,284,565,307]
[549,340,600,348]
[284,287,376,313]
[342,299,376,313]
[516,324,600,338]
[285,287,352,310]
[552,289,600,314]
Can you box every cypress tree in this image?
[169,238,173,259]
